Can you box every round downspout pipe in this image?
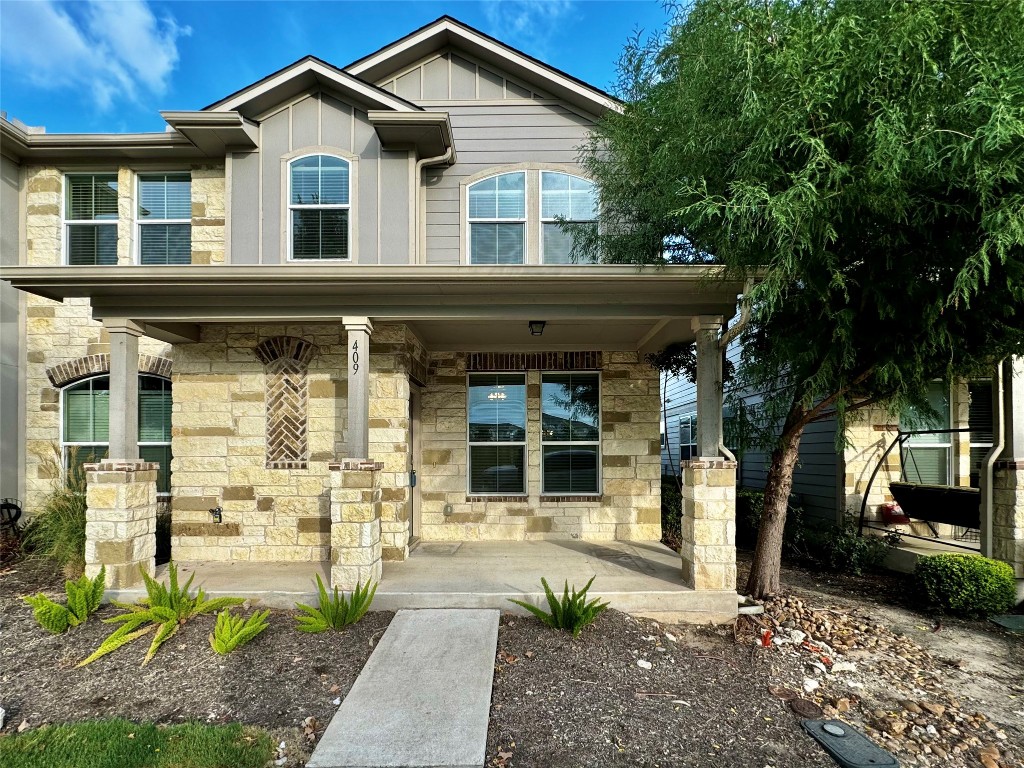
[980,361,1006,558]
[414,146,454,264]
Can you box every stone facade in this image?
[330,460,383,588]
[993,463,1024,579]
[679,460,737,591]
[417,351,662,542]
[84,460,159,588]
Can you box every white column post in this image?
[105,319,145,461]
[693,315,724,460]
[344,317,373,460]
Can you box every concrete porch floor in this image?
[884,533,981,574]
[107,541,738,624]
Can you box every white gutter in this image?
[414,146,454,264]
[981,361,1006,558]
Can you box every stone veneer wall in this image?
[993,463,1024,580]
[416,351,661,541]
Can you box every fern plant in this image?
[24,566,106,634]
[209,608,270,655]
[78,562,243,667]
[509,576,609,637]
[295,574,376,632]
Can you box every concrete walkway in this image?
[307,609,499,768]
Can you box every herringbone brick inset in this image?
[266,357,308,468]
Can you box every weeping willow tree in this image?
[578,0,1024,597]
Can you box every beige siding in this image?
[377,51,552,102]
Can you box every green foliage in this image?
[735,490,804,553]
[0,718,273,768]
[509,577,610,638]
[209,608,270,655]
[660,475,682,552]
[24,566,106,634]
[21,445,88,575]
[914,553,1017,618]
[295,574,376,632]
[79,562,243,667]
[795,523,896,576]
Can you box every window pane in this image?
[542,172,596,220]
[320,157,349,205]
[470,445,525,494]
[902,446,948,485]
[901,382,950,444]
[140,223,191,265]
[67,224,117,265]
[67,174,117,220]
[139,444,172,494]
[542,373,599,442]
[292,209,349,259]
[64,385,96,442]
[139,376,172,441]
[291,156,348,205]
[139,173,191,219]
[468,374,526,442]
[470,222,524,264]
[968,381,994,444]
[543,445,598,494]
[468,173,524,220]
[66,445,109,487]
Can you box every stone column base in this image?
[993,461,1024,581]
[84,460,159,589]
[329,459,383,590]
[680,459,737,591]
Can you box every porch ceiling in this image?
[0,264,742,352]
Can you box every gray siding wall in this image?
[1,154,22,499]
[229,91,410,264]
[379,51,551,101]
[423,103,596,264]
[661,343,841,523]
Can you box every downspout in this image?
[980,362,1006,558]
[414,147,454,264]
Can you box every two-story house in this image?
[1,17,752,619]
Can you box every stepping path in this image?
[308,609,500,768]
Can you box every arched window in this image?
[467,171,526,264]
[540,172,597,264]
[62,374,173,493]
[288,155,351,260]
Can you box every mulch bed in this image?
[0,559,391,766]
[487,610,835,768]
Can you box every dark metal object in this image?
[802,719,899,768]
[0,498,23,534]
[209,506,223,524]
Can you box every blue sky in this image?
[0,0,669,134]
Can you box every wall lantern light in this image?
[528,320,546,336]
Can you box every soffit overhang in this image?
[367,111,454,160]
[160,111,259,155]
[0,265,740,351]
[0,117,207,162]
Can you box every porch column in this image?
[344,317,373,459]
[990,357,1024,597]
[329,459,383,590]
[106,319,145,460]
[693,315,724,458]
[84,460,158,588]
[679,459,738,595]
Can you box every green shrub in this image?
[210,608,270,655]
[21,445,88,576]
[295,574,376,632]
[509,576,609,637]
[79,562,243,666]
[914,553,1016,618]
[735,488,805,554]
[796,522,895,575]
[24,566,106,634]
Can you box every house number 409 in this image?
[351,339,360,373]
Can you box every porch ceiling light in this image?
[528,320,546,336]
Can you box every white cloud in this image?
[1,0,189,111]
[481,0,576,57]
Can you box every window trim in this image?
[62,172,119,266]
[60,373,173,496]
[539,171,598,265]
[466,171,528,266]
[466,371,529,496]
[134,171,192,265]
[286,152,353,263]
[540,371,602,496]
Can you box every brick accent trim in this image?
[46,354,172,388]
[84,461,160,472]
[465,351,602,372]
[329,460,385,471]
[540,495,603,503]
[254,336,317,366]
[465,495,528,503]
[680,459,738,470]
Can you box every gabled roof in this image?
[204,56,422,117]
[345,16,622,116]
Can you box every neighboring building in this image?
[0,17,744,609]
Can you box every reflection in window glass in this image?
[468,374,527,493]
[541,373,600,493]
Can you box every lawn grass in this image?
[0,718,273,768]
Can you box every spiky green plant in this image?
[21,444,89,576]
[509,577,609,638]
[209,608,271,655]
[78,562,243,667]
[295,574,376,632]
[24,566,106,634]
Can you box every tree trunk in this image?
[745,405,806,598]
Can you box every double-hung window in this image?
[468,374,527,494]
[540,172,597,264]
[541,373,600,494]
[968,380,994,484]
[900,381,951,485]
[289,155,351,260]
[65,174,118,265]
[467,172,526,264]
[138,173,191,265]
